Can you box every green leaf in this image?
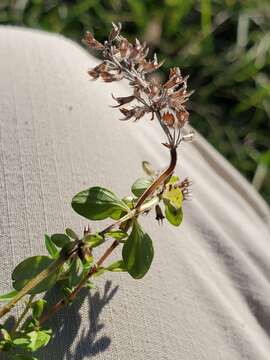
[27,330,51,352]
[131,178,152,197]
[165,204,183,226]
[71,186,129,220]
[81,248,93,267]
[0,290,18,302]
[65,228,79,240]
[84,233,104,248]
[12,337,30,347]
[122,195,136,209]
[105,230,128,240]
[69,257,83,287]
[122,220,154,279]
[167,175,179,184]
[259,150,270,167]
[93,267,106,277]
[10,355,38,360]
[51,233,71,248]
[86,281,97,290]
[106,260,127,272]
[61,286,73,299]
[45,234,59,259]
[32,299,47,320]
[0,339,11,351]
[60,242,77,257]
[12,256,58,294]
[110,209,126,220]
[163,186,183,209]
[1,327,11,341]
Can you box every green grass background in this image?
[1,0,269,204]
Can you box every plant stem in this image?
[135,147,177,209]
[10,294,35,336]
[39,147,176,325]
[1,145,176,326]
[39,242,118,325]
[100,193,159,236]
[39,197,159,325]
[0,197,157,321]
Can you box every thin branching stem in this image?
[39,147,176,326]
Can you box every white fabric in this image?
[0,26,269,360]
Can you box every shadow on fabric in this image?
[37,280,118,359]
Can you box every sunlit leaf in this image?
[122,195,136,209]
[69,257,84,287]
[165,204,183,226]
[131,178,152,197]
[167,175,179,184]
[163,186,183,209]
[105,230,128,240]
[65,228,79,240]
[51,233,71,248]
[32,299,47,320]
[72,187,129,220]
[84,233,104,248]
[122,220,154,279]
[93,267,106,277]
[0,290,18,302]
[12,337,30,347]
[27,330,51,352]
[12,256,58,294]
[106,260,127,272]
[45,234,59,259]
[0,327,11,341]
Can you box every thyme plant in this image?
[0,23,193,359]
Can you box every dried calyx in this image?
[83,22,194,148]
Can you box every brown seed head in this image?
[84,23,193,147]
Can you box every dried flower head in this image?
[83,23,194,148]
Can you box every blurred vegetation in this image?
[1,0,269,204]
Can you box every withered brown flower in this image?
[83,23,193,148]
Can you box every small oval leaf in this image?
[105,230,128,240]
[45,234,59,259]
[65,228,79,240]
[32,299,47,320]
[163,187,183,209]
[71,186,129,220]
[69,257,84,287]
[165,204,183,226]
[122,195,136,209]
[167,175,179,184]
[84,233,104,248]
[110,209,126,220]
[131,178,152,197]
[106,260,127,272]
[27,330,51,352]
[122,220,154,279]
[12,256,58,294]
[51,233,71,248]
[0,290,18,302]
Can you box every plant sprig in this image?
[0,23,193,359]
